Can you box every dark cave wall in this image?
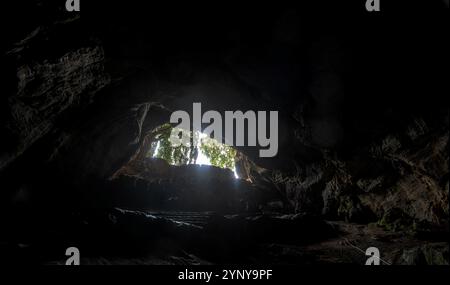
[0,2,448,231]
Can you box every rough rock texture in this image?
[270,115,449,230]
[1,16,110,172]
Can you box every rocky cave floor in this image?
[3,209,447,265]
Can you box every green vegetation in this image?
[148,125,236,171]
[199,137,236,170]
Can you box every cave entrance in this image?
[111,122,259,187]
[148,124,238,178]
[110,123,264,211]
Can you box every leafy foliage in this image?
[148,125,236,170]
[150,127,192,165]
[199,137,236,170]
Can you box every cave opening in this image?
[148,124,239,178]
[111,121,259,184]
[109,121,261,213]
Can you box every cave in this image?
[0,1,448,267]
